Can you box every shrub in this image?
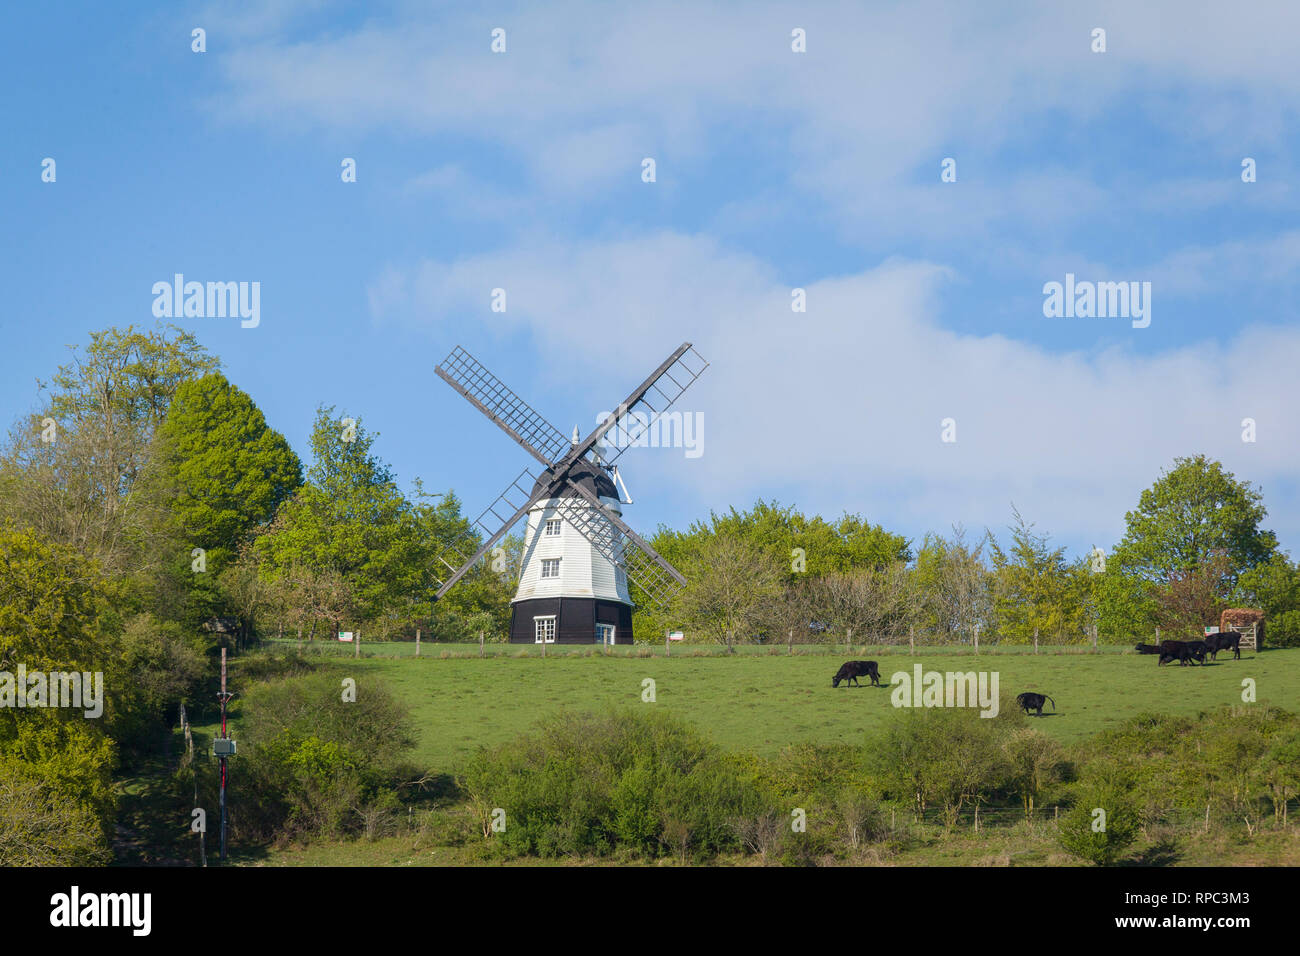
[222,670,415,843]
[462,709,771,861]
[870,706,1017,827]
[1057,783,1140,865]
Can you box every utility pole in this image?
[214,646,237,862]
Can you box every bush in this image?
[1058,783,1140,865]
[462,709,771,861]
[870,706,1019,827]
[222,670,415,843]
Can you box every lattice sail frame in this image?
[584,345,708,467]
[435,347,571,466]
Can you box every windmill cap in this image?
[531,458,618,501]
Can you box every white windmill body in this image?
[510,440,633,644]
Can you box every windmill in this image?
[432,342,708,644]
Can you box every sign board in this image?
[1204,626,1220,635]
[668,631,684,642]
[338,631,354,642]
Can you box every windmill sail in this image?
[568,343,709,467]
[435,346,572,465]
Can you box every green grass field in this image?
[239,645,1298,772]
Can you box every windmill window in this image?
[541,558,561,579]
[544,519,561,537]
[534,616,556,643]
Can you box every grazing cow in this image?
[1134,643,1163,655]
[1204,632,1242,661]
[1157,639,1207,666]
[832,660,881,688]
[1016,692,1056,716]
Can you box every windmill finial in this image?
[571,425,580,445]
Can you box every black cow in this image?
[832,660,881,688]
[1204,632,1242,661]
[1016,692,1056,716]
[1158,639,1207,666]
[1134,643,1163,655]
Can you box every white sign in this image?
[668,631,684,642]
[1204,626,1220,635]
[338,631,354,642]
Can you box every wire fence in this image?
[255,637,1245,660]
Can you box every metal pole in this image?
[219,646,229,862]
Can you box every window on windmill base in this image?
[544,519,561,537]
[534,616,556,643]
[541,558,561,579]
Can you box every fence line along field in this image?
[229,645,1300,772]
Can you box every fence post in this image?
[909,625,915,656]
[973,623,980,654]
[355,629,360,659]
[1091,624,1098,651]
[788,630,793,654]
[296,625,302,653]
[415,629,421,657]
[665,630,670,658]
[479,630,485,657]
[1034,626,1039,655]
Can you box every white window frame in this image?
[595,623,615,646]
[534,615,556,643]
[540,558,561,579]
[544,518,562,537]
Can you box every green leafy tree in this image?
[144,372,301,625]
[256,408,455,636]
[988,507,1091,643]
[1100,456,1278,637]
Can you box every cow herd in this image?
[1134,632,1243,666]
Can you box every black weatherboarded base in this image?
[510,597,633,644]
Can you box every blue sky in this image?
[4,1,1299,560]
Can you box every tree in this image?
[674,531,783,651]
[143,372,301,626]
[807,562,911,643]
[988,507,1090,644]
[1112,455,1276,585]
[255,408,430,633]
[0,325,219,577]
[912,526,993,644]
[1101,456,1278,638]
